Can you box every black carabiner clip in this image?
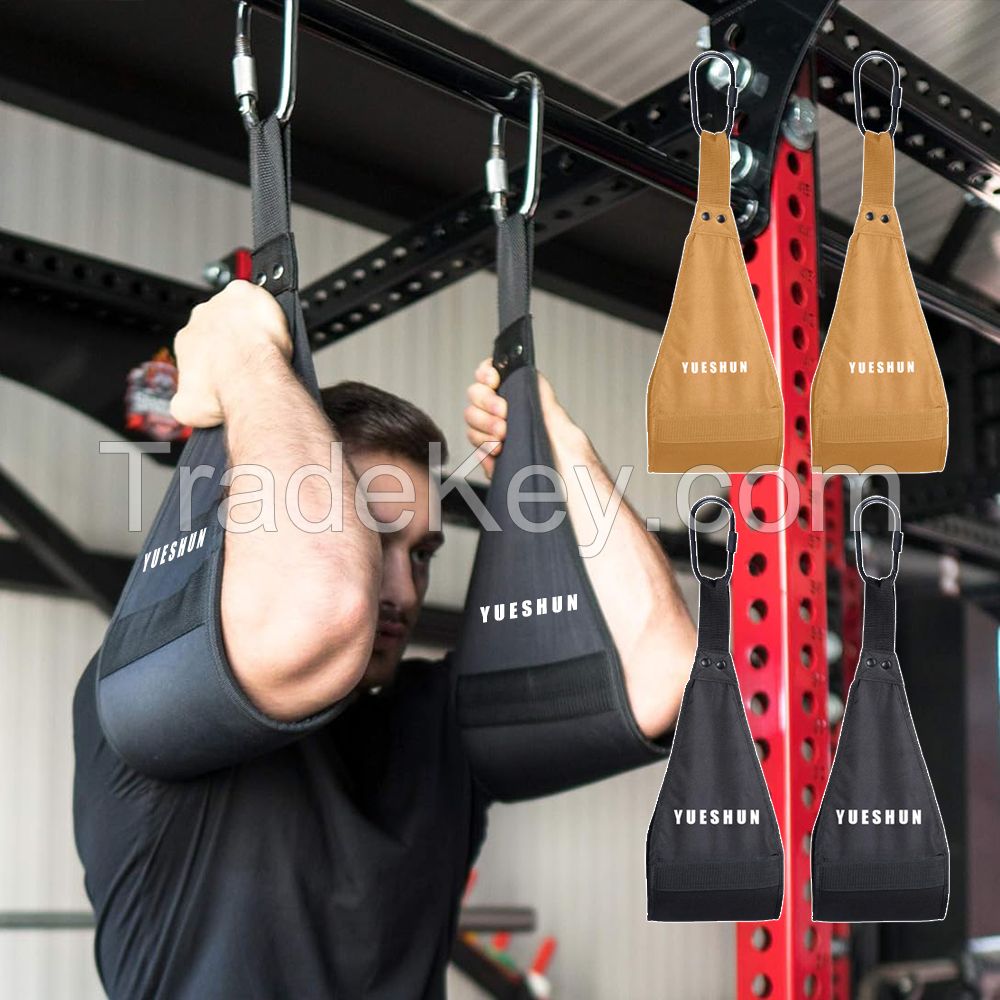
[853,49,902,137]
[689,50,738,137]
[853,495,904,583]
[689,495,738,585]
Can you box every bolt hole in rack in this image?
[0,2,998,998]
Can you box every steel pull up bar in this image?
[242,0,744,205]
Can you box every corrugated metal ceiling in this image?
[412,0,999,294]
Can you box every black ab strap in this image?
[246,114,318,400]
[853,495,903,651]
[853,50,902,136]
[493,213,535,383]
[689,496,738,653]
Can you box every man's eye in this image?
[413,548,436,566]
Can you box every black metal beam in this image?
[282,0,834,341]
[0,231,207,437]
[814,7,1000,209]
[0,539,130,602]
[819,221,1000,344]
[299,70,698,346]
[929,200,986,280]
[249,0,741,208]
[0,466,123,614]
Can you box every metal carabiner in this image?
[853,50,902,136]
[233,0,299,127]
[853,494,904,582]
[689,495,738,585]
[485,72,545,224]
[689,50,738,137]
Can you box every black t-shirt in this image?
[73,653,488,1000]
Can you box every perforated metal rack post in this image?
[729,78,834,997]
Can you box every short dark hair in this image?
[319,381,448,466]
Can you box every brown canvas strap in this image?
[861,130,895,205]
[697,130,731,205]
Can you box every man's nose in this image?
[379,547,417,613]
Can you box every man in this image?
[74,281,696,999]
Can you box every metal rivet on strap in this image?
[865,657,875,668]
[865,211,874,220]
[513,343,523,357]
[272,263,284,280]
[716,660,726,670]
[717,214,726,223]
[881,214,890,223]
[496,354,509,369]
[255,272,267,285]
[880,660,891,670]
[700,657,710,667]
[701,212,710,221]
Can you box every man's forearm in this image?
[219,347,381,720]
[547,415,696,740]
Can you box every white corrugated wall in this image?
[0,98,729,999]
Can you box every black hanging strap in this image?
[493,213,535,384]
[853,495,903,651]
[689,496,738,652]
[244,114,318,400]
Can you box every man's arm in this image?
[171,281,382,721]
[465,360,696,741]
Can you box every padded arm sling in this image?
[453,211,668,802]
[646,497,783,921]
[94,109,338,779]
[646,52,783,474]
[811,496,949,921]
[810,51,949,473]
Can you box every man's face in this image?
[351,449,443,688]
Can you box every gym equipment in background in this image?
[92,0,335,778]
[810,51,949,473]
[646,52,784,474]
[453,74,668,802]
[811,496,949,922]
[647,497,784,922]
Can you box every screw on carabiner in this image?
[852,494,904,583]
[853,50,902,137]
[689,50,739,137]
[233,0,299,127]
[485,72,545,224]
[689,495,738,585]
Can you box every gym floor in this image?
[0,2,997,998]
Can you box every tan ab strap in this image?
[811,129,949,473]
[646,130,783,473]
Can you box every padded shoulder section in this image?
[646,656,784,922]
[457,650,667,802]
[98,617,349,781]
[454,366,665,801]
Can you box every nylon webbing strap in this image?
[456,652,617,727]
[493,213,535,382]
[698,579,731,653]
[815,855,946,892]
[651,856,782,892]
[862,577,896,651]
[861,130,895,205]
[245,114,318,400]
[250,116,292,249]
[696,130,731,206]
